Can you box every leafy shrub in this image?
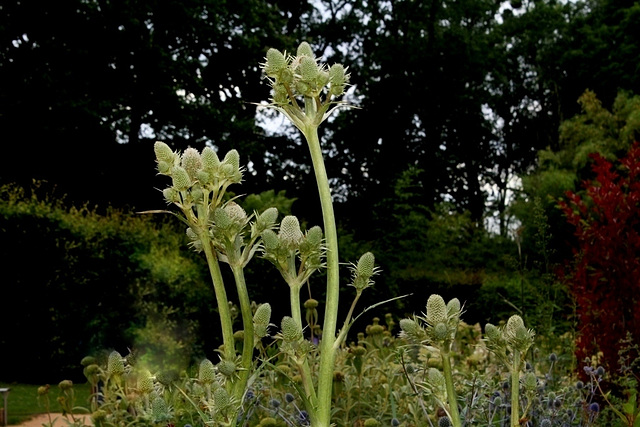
[558,143,640,386]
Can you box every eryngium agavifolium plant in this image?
[58,42,614,427]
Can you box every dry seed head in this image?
[107,351,125,376]
[426,294,447,326]
[171,166,191,191]
[154,141,175,163]
[281,316,302,342]
[181,147,202,180]
[278,215,303,249]
[198,359,216,384]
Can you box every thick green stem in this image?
[303,123,340,426]
[200,236,235,363]
[289,280,319,408]
[510,353,521,427]
[230,265,254,402]
[441,351,462,427]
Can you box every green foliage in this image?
[0,182,212,383]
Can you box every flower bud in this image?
[163,187,180,204]
[171,166,191,191]
[201,146,220,172]
[256,207,279,231]
[297,41,314,59]
[281,316,302,342]
[356,252,376,279]
[214,387,230,408]
[329,64,347,96]
[137,369,154,394]
[447,298,461,316]
[264,48,288,78]
[261,229,280,250]
[151,396,169,421]
[217,360,236,377]
[222,149,240,172]
[432,322,449,341]
[427,367,446,391]
[224,201,248,224]
[214,207,232,229]
[154,141,174,163]
[299,56,319,82]
[107,351,124,377]
[485,323,501,341]
[199,359,216,384]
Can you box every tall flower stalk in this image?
[260,42,359,426]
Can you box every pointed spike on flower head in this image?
[171,166,191,191]
[107,351,125,377]
[297,41,315,59]
[278,215,304,250]
[426,294,447,326]
[281,316,303,343]
[181,147,203,180]
[198,359,216,384]
[264,48,288,78]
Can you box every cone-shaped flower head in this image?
[201,146,220,172]
[281,316,303,343]
[426,294,448,326]
[154,141,175,163]
[137,369,154,394]
[214,387,230,408]
[151,396,170,422]
[350,251,379,291]
[181,147,202,180]
[253,303,272,338]
[399,318,425,342]
[261,229,280,250]
[264,48,288,78]
[297,41,315,59]
[278,215,304,250]
[107,351,125,377]
[329,64,348,96]
[171,166,191,191]
[427,367,446,393]
[255,207,279,233]
[217,359,236,377]
[198,359,216,384]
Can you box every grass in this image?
[0,381,92,425]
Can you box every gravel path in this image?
[8,413,92,427]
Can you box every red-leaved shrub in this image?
[558,142,640,382]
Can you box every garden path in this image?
[9,412,92,426]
